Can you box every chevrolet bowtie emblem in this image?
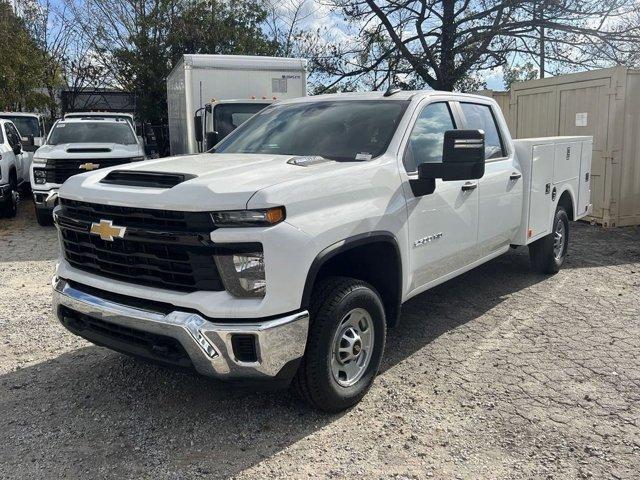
[90,219,126,241]
[79,162,100,171]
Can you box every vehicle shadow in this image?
[1,222,637,478]
[0,246,550,479]
[0,200,59,263]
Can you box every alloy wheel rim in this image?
[331,308,374,387]
[553,219,566,260]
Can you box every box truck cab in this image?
[51,89,592,412]
[167,55,307,155]
[194,99,273,152]
[0,112,48,178]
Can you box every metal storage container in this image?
[508,67,640,227]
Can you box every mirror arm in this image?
[409,176,436,197]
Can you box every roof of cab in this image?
[0,111,43,118]
[56,116,130,124]
[276,89,493,105]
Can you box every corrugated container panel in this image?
[509,67,640,226]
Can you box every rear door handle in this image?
[461,182,478,192]
[510,172,522,180]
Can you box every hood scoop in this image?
[67,147,112,153]
[100,170,196,188]
[287,156,333,167]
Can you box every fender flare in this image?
[300,230,403,313]
[552,185,576,230]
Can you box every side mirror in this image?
[12,143,22,155]
[194,114,203,143]
[419,130,485,181]
[206,131,219,149]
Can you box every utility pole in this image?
[537,0,546,78]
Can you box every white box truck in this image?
[51,89,592,411]
[166,55,307,155]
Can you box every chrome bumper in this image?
[52,277,309,380]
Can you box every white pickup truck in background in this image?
[51,89,591,411]
[31,116,146,226]
[0,118,30,217]
[0,112,48,181]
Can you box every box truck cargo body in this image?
[167,55,307,155]
[508,67,640,227]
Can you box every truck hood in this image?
[35,143,142,159]
[59,152,352,211]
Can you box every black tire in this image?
[35,205,53,226]
[1,177,18,218]
[529,206,569,274]
[294,277,386,412]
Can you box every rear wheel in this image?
[529,206,569,274]
[294,277,386,412]
[35,205,53,226]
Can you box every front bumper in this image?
[0,183,11,201]
[52,277,309,381]
[33,188,59,208]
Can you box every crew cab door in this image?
[458,102,523,255]
[399,101,479,293]
[4,122,25,182]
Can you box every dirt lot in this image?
[1,202,639,479]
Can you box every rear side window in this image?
[460,103,505,159]
[403,102,456,173]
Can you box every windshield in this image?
[214,100,409,161]
[0,115,39,137]
[48,122,137,145]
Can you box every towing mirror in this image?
[419,130,485,181]
[194,114,203,143]
[206,131,219,149]
[12,142,22,155]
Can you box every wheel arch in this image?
[301,231,403,328]
[555,186,576,221]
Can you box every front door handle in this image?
[461,182,478,192]
[510,172,522,180]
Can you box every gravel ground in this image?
[1,202,639,479]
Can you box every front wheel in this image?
[1,180,18,218]
[35,205,53,226]
[529,206,569,274]
[294,277,387,412]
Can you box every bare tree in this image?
[319,0,640,92]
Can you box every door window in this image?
[5,123,20,147]
[460,103,505,159]
[403,102,455,173]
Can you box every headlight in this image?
[211,206,285,227]
[214,250,266,298]
[32,156,46,165]
[33,168,47,184]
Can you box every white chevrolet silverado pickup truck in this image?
[31,116,146,226]
[51,90,592,411]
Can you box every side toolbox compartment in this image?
[528,144,555,241]
[577,139,593,219]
